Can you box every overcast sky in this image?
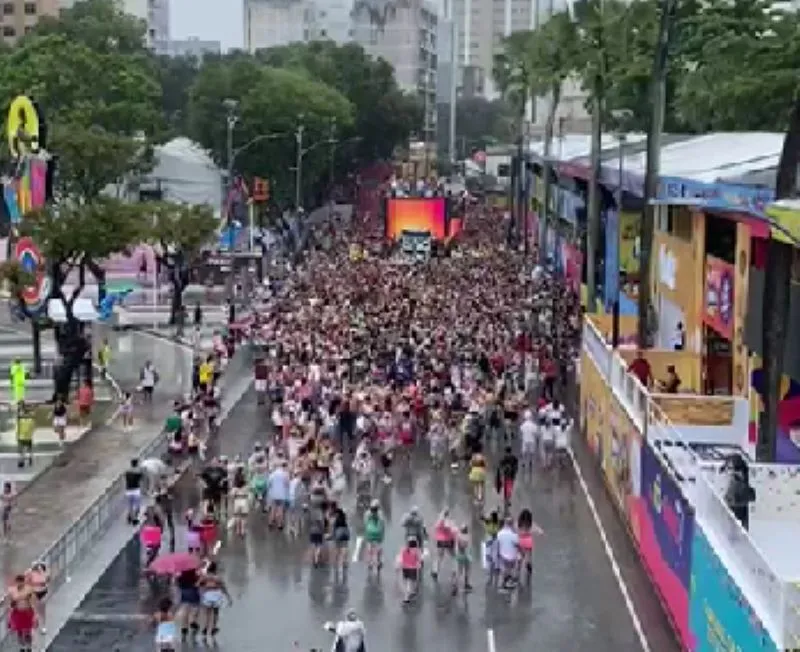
[170,0,244,50]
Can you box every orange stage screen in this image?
[386,198,446,241]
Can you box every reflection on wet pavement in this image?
[49,391,647,652]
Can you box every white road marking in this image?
[212,540,222,555]
[352,536,363,563]
[487,628,496,652]
[226,517,235,531]
[568,447,652,652]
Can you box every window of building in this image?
[3,25,14,37]
[24,2,36,15]
[664,205,693,242]
[704,212,736,264]
[24,25,32,33]
[2,3,13,15]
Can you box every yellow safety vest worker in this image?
[10,362,26,403]
[17,414,34,443]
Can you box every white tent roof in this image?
[147,137,223,210]
[528,133,647,161]
[604,132,783,184]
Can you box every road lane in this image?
[49,390,644,652]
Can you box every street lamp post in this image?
[328,118,337,188]
[295,121,305,211]
[223,98,239,226]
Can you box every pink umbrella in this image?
[148,551,201,576]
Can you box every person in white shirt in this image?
[495,518,520,588]
[541,408,556,468]
[327,610,366,652]
[519,410,539,474]
[139,361,158,403]
[555,419,572,470]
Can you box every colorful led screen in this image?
[386,198,446,241]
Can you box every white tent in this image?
[48,297,98,323]
[144,137,223,212]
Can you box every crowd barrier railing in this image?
[582,317,789,648]
[0,341,250,646]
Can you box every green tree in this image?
[147,202,217,333]
[187,57,353,206]
[454,97,515,153]
[0,260,46,374]
[674,0,800,132]
[155,54,201,136]
[48,125,153,202]
[32,0,149,55]
[19,200,148,397]
[0,34,161,137]
[256,41,421,164]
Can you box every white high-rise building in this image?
[448,0,588,130]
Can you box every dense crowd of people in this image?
[6,179,582,652]
[175,186,579,650]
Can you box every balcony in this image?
[582,314,799,649]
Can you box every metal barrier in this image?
[0,342,249,647]
[583,316,788,647]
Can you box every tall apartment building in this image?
[0,0,59,45]
[449,0,589,130]
[244,0,352,51]
[351,0,439,140]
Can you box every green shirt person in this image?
[9,359,26,404]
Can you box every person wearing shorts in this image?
[397,538,422,603]
[125,459,143,525]
[307,505,326,566]
[330,504,350,569]
[432,510,456,580]
[8,574,37,652]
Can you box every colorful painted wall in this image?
[580,349,608,456]
[581,344,780,651]
[690,525,778,652]
[750,356,800,463]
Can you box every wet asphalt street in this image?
[49,390,644,652]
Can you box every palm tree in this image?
[526,13,580,244]
[493,32,534,247]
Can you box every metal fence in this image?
[0,343,250,647]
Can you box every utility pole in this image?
[422,70,430,179]
[223,98,238,227]
[637,0,678,347]
[328,118,336,188]
[585,75,603,313]
[222,98,238,309]
[295,119,305,211]
[448,10,457,165]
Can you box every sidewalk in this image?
[0,329,194,581]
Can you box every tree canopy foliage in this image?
[494,0,800,134]
[184,42,421,203]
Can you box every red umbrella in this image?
[148,551,201,576]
